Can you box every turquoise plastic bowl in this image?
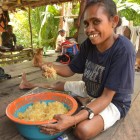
[16,124,63,140]
[6,92,78,140]
[14,100,64,140]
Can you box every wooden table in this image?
[1,55,140,140]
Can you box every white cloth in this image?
[130,27,137,46]
[116,26,126,35]
[99,102,120,130]
[64,81,87,97]
[135,35,139,53]
[64,81,120,130]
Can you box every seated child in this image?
[1,25,24,51]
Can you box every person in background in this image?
[123,26,131,40]
[1,25,16,51]
[20,0,136,139]
[1,25,23,51]
[55,29,66,52]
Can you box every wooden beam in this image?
[28,6,34,56]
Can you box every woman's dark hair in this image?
[85,0,121,27]
[85,0,117,18]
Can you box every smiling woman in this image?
[19,0,136,140]
[83,1,120,52]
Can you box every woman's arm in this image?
[40,87,116,134]
[54,64,75,77]
[42,63,75,77]
[73,87,115,123]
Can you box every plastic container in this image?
[6,92,78,140]
[56,134,69,140]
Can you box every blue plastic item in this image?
[14,100,67,140]
[56,134,69,140]
[16,123,63,140]
[6,92,78,140]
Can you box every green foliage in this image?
[10,10,30,47]
[39,10,60,50]
[128,0,140,4]
[119,8,140,26]
[117,1,140,26]
[48,5,60,15]
[69,2,80,37]
[30,5,60,50]
[72,2,80,15]
[10,5,60,50]
[10,0,140,51]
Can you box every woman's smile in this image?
[89,33,100,40]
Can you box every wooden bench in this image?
[0,48,33,65]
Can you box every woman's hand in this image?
[41,62,53,73]
[38,62,52,70]
[41,62,75,77]
[40,63,57,79]
[41,62,53,68]
[40,114,75,135]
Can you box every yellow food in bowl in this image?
[18,101,68,121]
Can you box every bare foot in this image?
[19,73,35,89]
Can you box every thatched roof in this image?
[1,0,74,10]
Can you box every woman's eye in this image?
[84,22,88,28]
[93,20,100,25]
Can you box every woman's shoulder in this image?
[116,35,135,53]
[117,35,133,47]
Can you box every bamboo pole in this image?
[28,6,33,56]
[59,3,65,29]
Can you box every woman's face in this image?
[84,4,117,49]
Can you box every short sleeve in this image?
[68,39,91,73]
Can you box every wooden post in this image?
[28,7,33,56]
[59,3,64,29]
